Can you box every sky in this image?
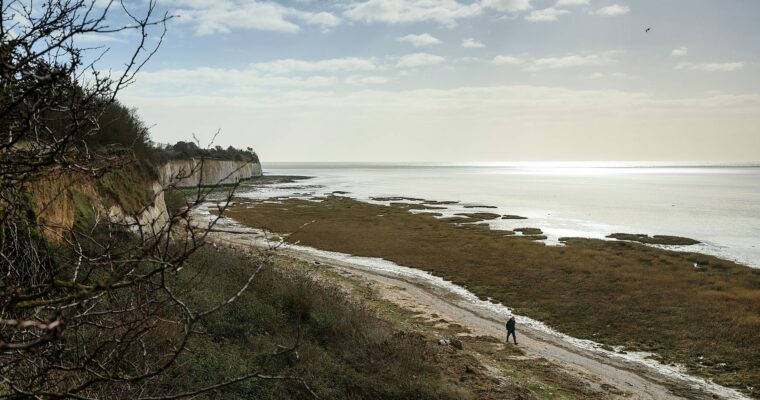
[77,0,760,162]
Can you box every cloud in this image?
[590,72,630,79]
[127,84,760,118]
[671,46,688,57]
[480,0,533,12]
[493,51,622,71]
[525,8,570,22]
[461,38,485,48]
[75,33,125,43]
[592,4,630,17]
[396,53,446,68]
[555,0,589,6]
[345,75,392,85]
[675,62,745,72]
[342,0,533,27]
[142,55,448,87]
[132,67,339,92]
[399,33,442,47]
[124,84,760,163]
[527,52,621,70]
[168,0,340,34]
[250,58,378,75]
[527,53,617,70]
[343,0,482,27]
[493,55,523,65]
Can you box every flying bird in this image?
[645,27,651,32]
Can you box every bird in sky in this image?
[645,27,651,32]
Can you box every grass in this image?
[71,190,97,230]
[455,212,502,221]
[223,195,760,398]
[515,227,544,235]
[99,165,154,214]
[149,245,602,399]
[607,233,701,246]
[17,176,640,400]
[150,247,471,399]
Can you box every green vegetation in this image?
[388,202,446,211]
[156,248,463,399]
[71,190,97,230]
[84,101,260,169]
[371,196,427,202]
[503,215,529,220]
[99,165,156,214]
[455,212,502,221]
[223,196,760,397]
[515,228,544,235]
[153,245,601,399]
[155,141,260,164]
[607,233,701,246]
[426,200,460,205]
[87,100,157,165]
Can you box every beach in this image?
[203,224,751,400]
[193,166,760,398]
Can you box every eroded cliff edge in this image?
[158,159,263,187]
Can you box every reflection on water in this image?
[241,163,760,268]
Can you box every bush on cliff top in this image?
[155,141,260,164]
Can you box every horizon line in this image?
[260,161,760,168]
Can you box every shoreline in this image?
[263,161,760,169]
[240,171,760,269]
[209,193,760,398]
[204,225,749,400]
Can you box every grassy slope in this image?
[223,196,760,397]
[151,245,604,400]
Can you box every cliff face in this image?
[106,181,170,237]
[30,159,263,241]
[158,159,262,188]
[31,167,170,241]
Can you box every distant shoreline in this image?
[229,168,760,269]
[262,161,760,169]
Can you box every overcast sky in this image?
[88,0,760,162]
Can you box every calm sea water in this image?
[244,162,760,268]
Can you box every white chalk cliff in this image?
[158,159,262,187]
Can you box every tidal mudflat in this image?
[222,195,760,397]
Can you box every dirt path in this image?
[208,229,744,400]
[285,250,682,400]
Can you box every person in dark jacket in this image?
[506,316,517,344]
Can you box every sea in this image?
[240,162,760,269]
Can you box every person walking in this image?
[506,316,517,345]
